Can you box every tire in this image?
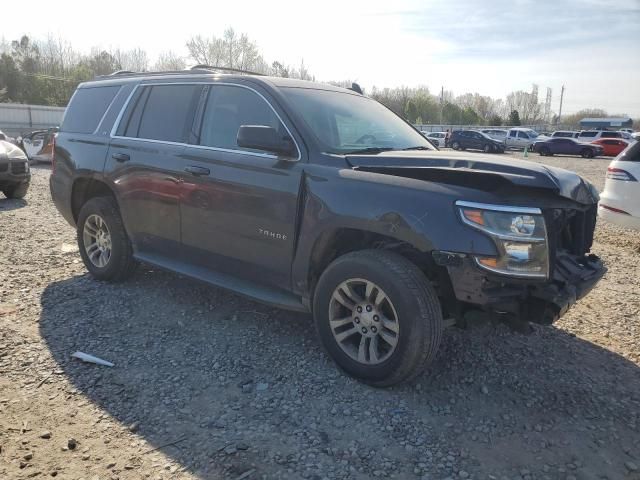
[451,141,460,150]
[2,182,29,199]
[483,144,491,153]
[313,250,443,387]
[76,196,137,281]
[581,148,594,159]
[540,147,551,156]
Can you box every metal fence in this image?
[0,103,65,137]
[414,124,551,133]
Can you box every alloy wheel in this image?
[328,278,400,365]
[83,214,112,268]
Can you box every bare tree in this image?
[112,48,148,72]
[154,51,186,71]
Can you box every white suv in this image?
[578,130,635,142]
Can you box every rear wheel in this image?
[483,144,491,153]
[581,148,594,159]
[451,141,460,150]
[77,196,137,281]
[313,250,443,386]
[2,182,29,199]
[540,146,551,156]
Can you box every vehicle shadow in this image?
[0,197,27,211]
[39,269,640,479]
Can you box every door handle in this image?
[112,152,130,162]
[184,165,210,176]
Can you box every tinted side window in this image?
[61,86,120,134]
[580,131,597,137]
[199,85,284,151]
[134,85,202,142]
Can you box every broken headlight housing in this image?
[456,201,548,278]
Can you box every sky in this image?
[3,0,640,116]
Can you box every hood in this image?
[346,150,599,205]
[0,140,27,161]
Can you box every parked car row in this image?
[419,126,636,158]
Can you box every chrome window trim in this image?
[109,86,139,138]
[455,200,541,215]
[109,81,301,161]
[93,85,124,135]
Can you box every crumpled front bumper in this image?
[442,252,606,324]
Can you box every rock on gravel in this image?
[0,162,639,480]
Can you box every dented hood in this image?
[346,150,599,204]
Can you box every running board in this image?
[134,252,308,313]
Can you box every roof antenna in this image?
[348,82,363,95]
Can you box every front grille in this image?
[546,205,597,257]
[0,163,8,173]
[11,162,27,174]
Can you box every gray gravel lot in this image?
[1,154,639,480]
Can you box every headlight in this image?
[456,201,548,278]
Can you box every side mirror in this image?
[237,125,296,159]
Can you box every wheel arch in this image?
[304,227,454,313]
[71,176,118,223]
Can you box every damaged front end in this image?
[435,201,606,324]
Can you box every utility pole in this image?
[557,85,565,125]
[439,86,443,125]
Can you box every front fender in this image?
[291,166,498,295]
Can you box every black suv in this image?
[51,68,605,386]
[449,129,505,153]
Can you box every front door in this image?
[180,83,303,290]
[104,83,203,257]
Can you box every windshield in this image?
[280,87,435,154]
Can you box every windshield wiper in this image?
[342,147,395,155]
[401,146,432,151]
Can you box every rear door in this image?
[105,83,204,258]
[469,132,485,150]
[179,82,304,290]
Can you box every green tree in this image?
[488,114,502,126]
[404,99,419,123]
[508,110,521,126]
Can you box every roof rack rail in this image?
[190,64,265,76]
[110,70,136,76]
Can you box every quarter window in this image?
[199,85,284,153]
[62,86,120,134]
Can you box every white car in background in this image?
[504,128,539,149]
[22,130,48,160]
[578,130,635,143]
[481,129,508,142]
[423,131,447,147]
[599,141,640,231]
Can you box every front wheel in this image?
[483,144,491,153]
[451,141,460,150]
[77,196,137,281]
[313,250,443,387]
[581,148,594,159]
[2,181,29,199]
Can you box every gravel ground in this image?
[1,155,639,480]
